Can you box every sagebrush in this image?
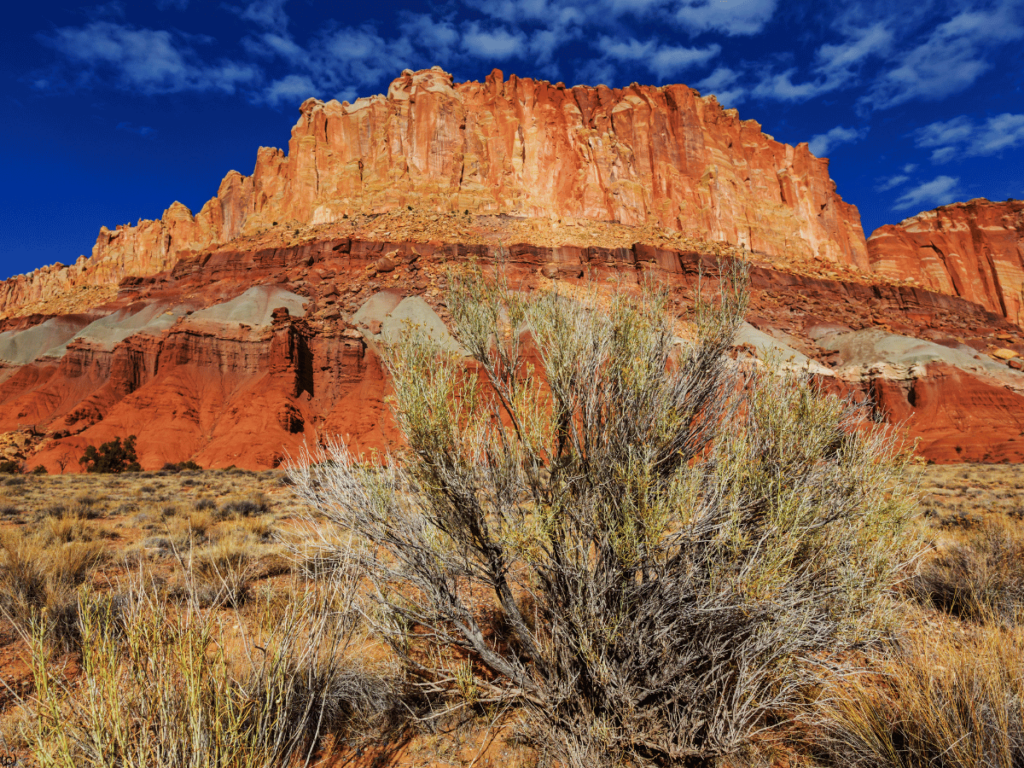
[290,265,916,767]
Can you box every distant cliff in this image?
[0,66,869,319]
[868,199,1024,322]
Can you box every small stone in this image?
[991,348,1017,360]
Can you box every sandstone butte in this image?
[0,67,1023,471]
[0,66,872,319]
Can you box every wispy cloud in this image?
[752,22,891,103]
[876,174,909,192]
[674,0,777,36]
[226,0,289,30]
[696,67,745,105]
[263,73,315,106]
[808,125,867,157]
[38,21,258,94]
[461,23,526,59]
[893,175,961,210]
[916,113,1024,163]
[598,36,720,80]
[864,2,1024,110]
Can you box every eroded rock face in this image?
[2,235,1022,470]
[867,199,1024,321]
[0,66,870,319]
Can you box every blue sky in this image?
[2,0,1023,281]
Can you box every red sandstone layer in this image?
[868,199,1024,321]
[2,236,1022,470]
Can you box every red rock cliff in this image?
[867,198,1024,322]
[0,66,870,319]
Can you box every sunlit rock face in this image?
[2,69,1023,471]
[868,199,1024,321]
[0,66,870,319]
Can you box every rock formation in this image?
[868,199,1024,322]
[0,68,1022,469]
[0,67,869,320]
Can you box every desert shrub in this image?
[218,493,270,519]
[39,500,100,521]
[0,459,23,474]
[38,513,91,545]
[813,626,1024,768]
[911,517,1024,622]
[20,572,402,767]
[187,538,258,608]
[161,460,202,472]
[290,266,916,767]
[79,435,142,474]
[0,530,107,651]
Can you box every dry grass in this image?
[18,572,406,768]
[1,463,1023,767]
[813,621,1024,768]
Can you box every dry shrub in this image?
[38,500,98,522]
[290,266,916,768]
[38,513,93,545]
[912,517,1024,622]
[813,626,1024,768]
[18,572,405,767]
[218,493,270,519]
[0,530,107,650]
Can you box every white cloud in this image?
[399,14,459,60]
[893,175,961,210]
[808,125,867,157]
[815,23,892,80]
[526,8,584,64]
[876,174,909,192]
[603,0,662,13]
[598,36,719,80]
[649,44,720,79]
[461,23,526,59]
[264,73,315,105]
[228,0,289,29]
[468,0,551,22]
[674,0,777,36]
[242,31,305,63]
[697,67,745,105]
[902,163,917,173]
[40,21,259,94]
[916,113,1024,163]
[753,22,891,103]
[865,2,1024,110]
[752,69,833,102]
